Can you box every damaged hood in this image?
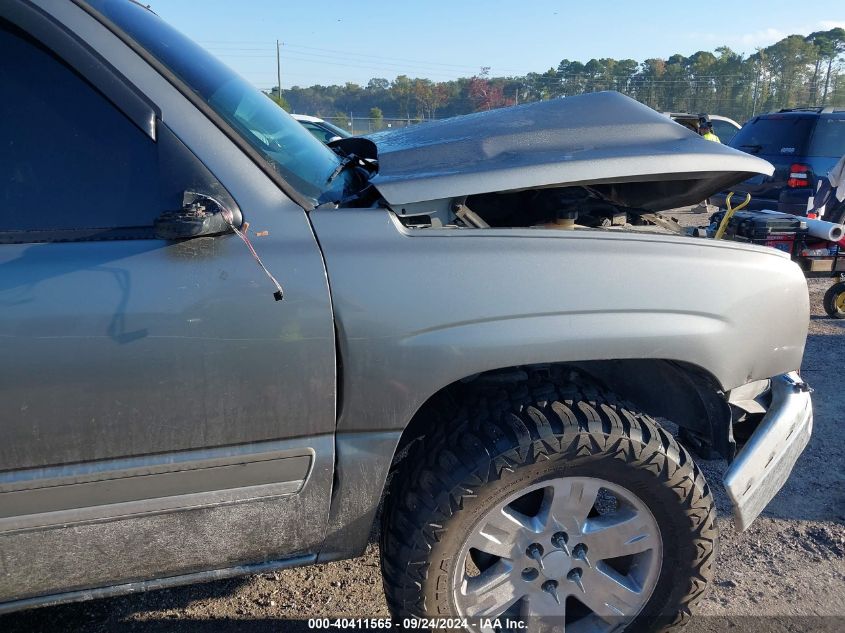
[365,92,773,211]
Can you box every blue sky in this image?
[152,1,845,91]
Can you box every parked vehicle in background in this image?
[710,107,845,214]
[664,112,742,143]
[292,113,351,144]
[0,1,814,631]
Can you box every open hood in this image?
[366,92,773,212]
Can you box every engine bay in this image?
[393,185,686,234]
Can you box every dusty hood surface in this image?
[366,92,773,211]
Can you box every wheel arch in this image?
[393,359,732,460]
[319,358,732,564]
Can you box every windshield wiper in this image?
[327,154,360,184]
[325,153,376,205]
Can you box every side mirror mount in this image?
[156,191,284,301]
[154,192,236,240]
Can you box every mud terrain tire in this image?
[381,370,717,632]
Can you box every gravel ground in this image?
[3,209,844,632]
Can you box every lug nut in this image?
[526,543,544,568]
[522,567,539,581]
[552,531,570,554]
[572,543,590,567]
[541,579,560,604]
[568,567,585,593]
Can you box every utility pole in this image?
[515,87,519,105]
[276,40,281,100]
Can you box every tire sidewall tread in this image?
[381,370,718,632]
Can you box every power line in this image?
[281,42,529,73]
[199,39,529,73]
[206,49,526,79]
[200,44,772,88]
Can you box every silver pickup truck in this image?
[0,1,813,631]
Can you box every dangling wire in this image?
[220,207,284,301]
[185,191,284,301]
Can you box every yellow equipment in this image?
[714,192,752,240]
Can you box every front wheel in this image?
[823,281,845,319]
[381,374,717,632]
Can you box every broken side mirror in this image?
[154,192,235,240]
[155,191,284,301]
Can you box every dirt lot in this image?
[3,212,844,632]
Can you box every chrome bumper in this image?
[723,372,813,531]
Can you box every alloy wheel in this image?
[453,476,663,632]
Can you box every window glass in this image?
[0,21,159,235]
[729,116,814,156]
[316,120,352,139]
[710,120,738,144]
[88,0,351,206]
[809,118,845,158]
[300,121,351,144]
[302,123,336,144]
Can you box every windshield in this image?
[317,120,353,139]
[86,0,348,206]
[300,120,351,144]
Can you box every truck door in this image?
[0,3,335,604]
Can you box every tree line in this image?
[274,28,844,125]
